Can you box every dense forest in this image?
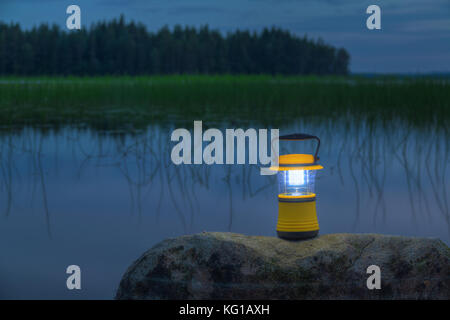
[0,16,350,75]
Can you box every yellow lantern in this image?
[270,133,323,240]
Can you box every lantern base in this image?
[277,230,319,240]
[276,196,319,240]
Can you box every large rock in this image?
[116,232,450,300]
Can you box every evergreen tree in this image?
[0,19,350,75]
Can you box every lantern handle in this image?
[279,133,321,162]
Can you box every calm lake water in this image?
[0,118,448,299]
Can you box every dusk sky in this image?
[1,0,449,73]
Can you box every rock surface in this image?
[116,232,450,300]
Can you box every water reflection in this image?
[0,121,448,238]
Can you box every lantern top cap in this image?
[269,154,324,171]
[280,154,314,165]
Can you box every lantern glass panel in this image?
[277,170,316,196]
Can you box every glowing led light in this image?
[287,170,305,186]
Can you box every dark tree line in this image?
[0,16,350,75]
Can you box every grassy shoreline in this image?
[0,75,449,128]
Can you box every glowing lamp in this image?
[270,133,323,240]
